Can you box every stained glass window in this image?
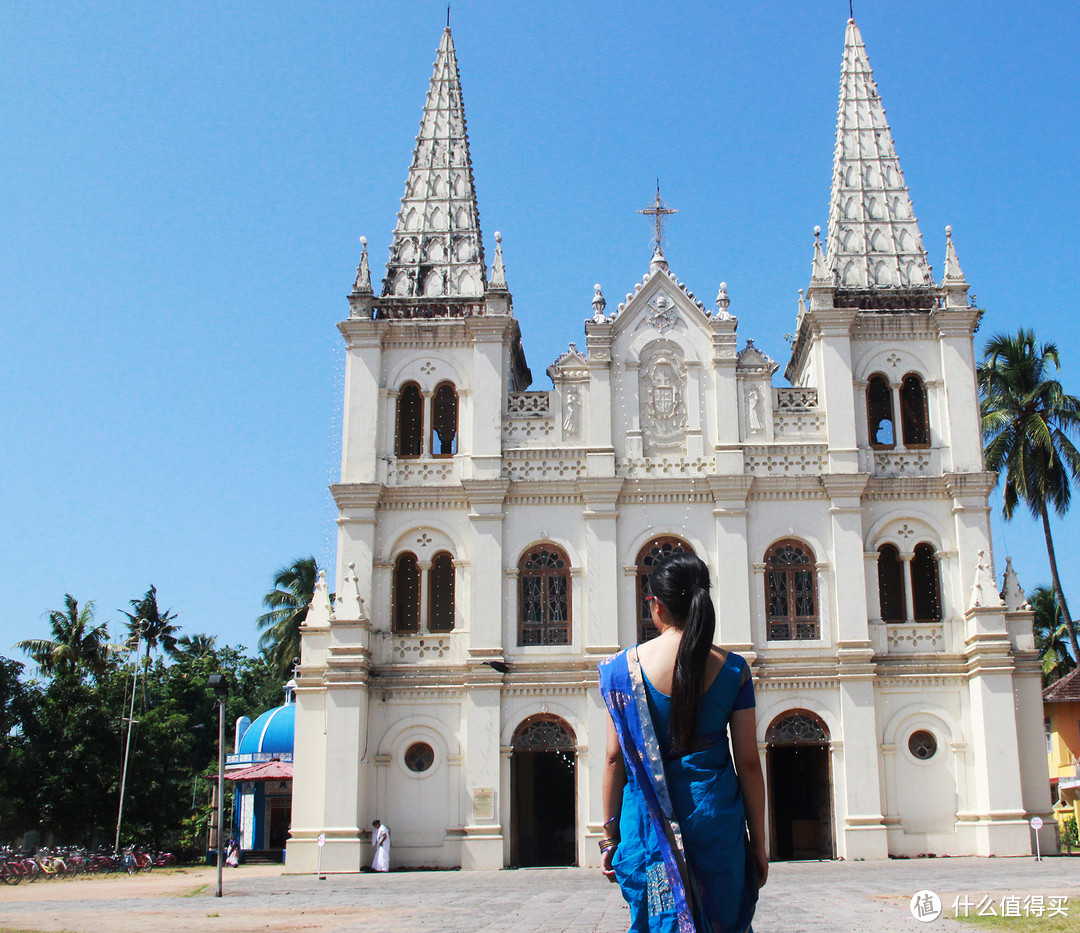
[765,539,818,640]
[636,537,693,643]
[908,730,937,760]
[404,742,435,772]
[767,712,829,745]
[518,544,571,646]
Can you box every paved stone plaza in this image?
[1,856,1077,933]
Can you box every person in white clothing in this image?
[371,819,390,872]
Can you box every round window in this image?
[908,730,937,760]
[404,741,435,773]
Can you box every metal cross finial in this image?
[637,181,677,255]
[849,0,854,19]
[447,4,451,27]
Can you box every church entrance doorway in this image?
[766,710,834,861]
[511,715,576,867]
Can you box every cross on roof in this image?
[638,182,677,255]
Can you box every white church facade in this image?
[287,19,1050,872]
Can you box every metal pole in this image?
[216,695,225,897]
[114,630,143,854]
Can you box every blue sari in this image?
[598,648,758,933]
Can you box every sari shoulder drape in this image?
[599,649,758,933]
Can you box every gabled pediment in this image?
[608,265,714,340]
[737,339,779,374]
[547,342,589,378]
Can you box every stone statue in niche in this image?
[563,387,580,435]
[747,388,764,434]
[640,345,687,454]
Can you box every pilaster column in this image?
[900,553,916,624]
[466,319,509,480]
[463,480,510,656]
[579,478,624,654]
[460,665,505,869]
[585,326,614,452]
[711,319,740,473]
[707,475,755,651]
[813,308,859,473]
[932,308,983,473]
[338,320,387,483]
[836,649,888,859]
[821,474,870,642]
[962,609,1030,855]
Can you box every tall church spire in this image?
[382,27,487,300]
[825,19,932,290]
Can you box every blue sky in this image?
[2,1,1078,660]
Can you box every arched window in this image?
[911,543,941,623]
[428,551,455,632]
[392,552,421,633]
[395,382,423,458]
[900,374,929,447]
[765,539,818,640]
[636,536,694,643]
[866,374,895,448]
[518,544,571,646]
[877,544,906,623]
[431,382,458,457]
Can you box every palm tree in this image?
[173,633,218,665]
[978,329,1080,661]
[1030,584,1076,686]
[16,595,117,679]
[257,557,319,679]
[122,585,180,661]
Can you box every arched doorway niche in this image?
[510,714,577,867]
[766,709,835,861]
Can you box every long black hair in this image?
[648,552,715,752]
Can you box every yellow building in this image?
[1044,669,1080,841]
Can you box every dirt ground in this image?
[0,865,313,933]
[0,863,281,901]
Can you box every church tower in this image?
[785,18,1043,858]
[288,26,529,873]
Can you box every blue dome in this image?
[237,703,295,757]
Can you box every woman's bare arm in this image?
[600,711,627,881]
[730,706,768,887]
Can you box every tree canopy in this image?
[979,329,1080,661]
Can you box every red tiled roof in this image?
[225,759,293,782]
[1043,667,1080,702]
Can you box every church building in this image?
[287,18,1050,872]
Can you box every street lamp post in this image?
[114,619,147,855]
[208,673,230,898]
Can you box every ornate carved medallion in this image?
[645,292,678,333]
[639,345,687,453]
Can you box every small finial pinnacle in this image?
[945,225,952,238]
[814,225,821,239]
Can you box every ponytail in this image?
[647,553,716,752]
